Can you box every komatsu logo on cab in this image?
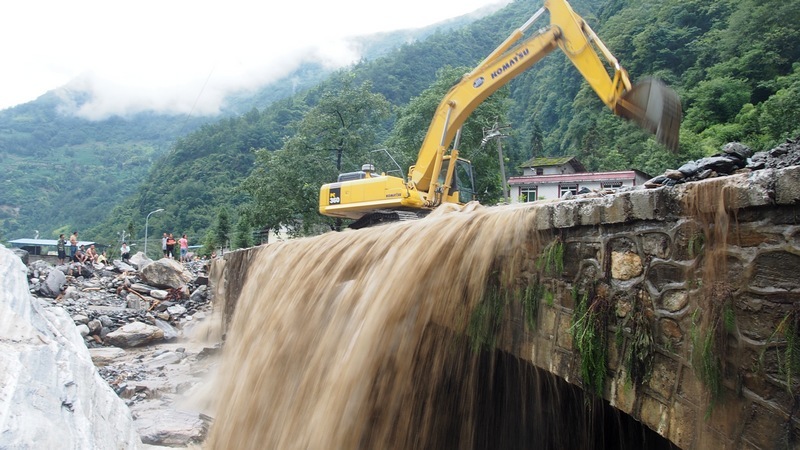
[491,48,530,79]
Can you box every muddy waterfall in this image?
[207,203,671,449]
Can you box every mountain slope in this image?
[0,12,487,240]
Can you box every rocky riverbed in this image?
[7,250,222,448]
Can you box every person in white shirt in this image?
[120,242,131,262]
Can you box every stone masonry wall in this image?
[212,165,800,450]
[499,165,800,449]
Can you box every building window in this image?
[601,181,623,189]
[520,187,538,202]
[559,183,578,197]
[535,167,544,175]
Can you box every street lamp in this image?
[144,208,164,256]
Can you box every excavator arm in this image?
[409,0,681,195]
[319,0,681,224]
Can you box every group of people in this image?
[56,232,110,276]
[54,230,192,269]
[161,232,190,262]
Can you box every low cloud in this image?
[3,0,510,119]
[53,38,364,120]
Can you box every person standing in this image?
[162,233,168,258]
[166,234,176,259]
[179,234,189,262]
[69,231,79,261]
[57,234,67,265]
[120,242,131,263]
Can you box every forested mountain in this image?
[0,14,485,242]
[93,0,800,251]
[8,0,800,252]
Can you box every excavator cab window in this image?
[455,159,475,203]
[439,158,475,203]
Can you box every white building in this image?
[508,156,650,203]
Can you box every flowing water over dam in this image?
[206,203,675,449]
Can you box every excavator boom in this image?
[319,0,681,224]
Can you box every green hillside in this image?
[9,0,800,252]
[0,11,486,242]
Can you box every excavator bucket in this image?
[615,78,682,152]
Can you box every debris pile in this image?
[645,137,800,188]
[19,252,219,447]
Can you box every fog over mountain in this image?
[1,0,510,120]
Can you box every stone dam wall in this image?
[212,165,800,449]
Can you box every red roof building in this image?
[508,157,650,202]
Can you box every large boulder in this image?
[38,268,66,298]
[105,322,165,348]
[129,252,153,270]
[0,245,141,449]
[140,258,193,289]
[114,260,137,273]
[11,248,29,265]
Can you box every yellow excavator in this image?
[319,0,681,228]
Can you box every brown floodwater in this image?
[206,202,676,449]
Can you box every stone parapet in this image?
[500,165,800,449]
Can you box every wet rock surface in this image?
[645,137,800,188]
[21,253,221,448]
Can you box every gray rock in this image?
[140,259,192,289]
[98,315,114,327]
[72,314,90,324]
[0,245,141,449]
[130,283,156,295]
[154,319,179,341]
[127,294,149,310]
[131,407,207,447]
[150,289,169,300]
[105,322,165,348]
[722,142,752,160]
[676,160,698,176]
[167,305,187,317]
[114,260,137,273]
[39,268,66,298]
[87,319,102,334]
[190,285,207,303]
[11,248,29,265]
[130,252,153,270]
[88,347,126,366]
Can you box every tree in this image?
[241,75,392,235]
[759,64,800,144]
[202,230,217,257]
[126,220,136,245]
[233,218,253,250]
[385,66,511,205]
[214,207,231,250]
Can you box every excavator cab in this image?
[437,157,476,205]
[454,159,476,203]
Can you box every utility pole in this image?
[482,119,512,203]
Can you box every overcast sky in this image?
[1,0,511,119]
